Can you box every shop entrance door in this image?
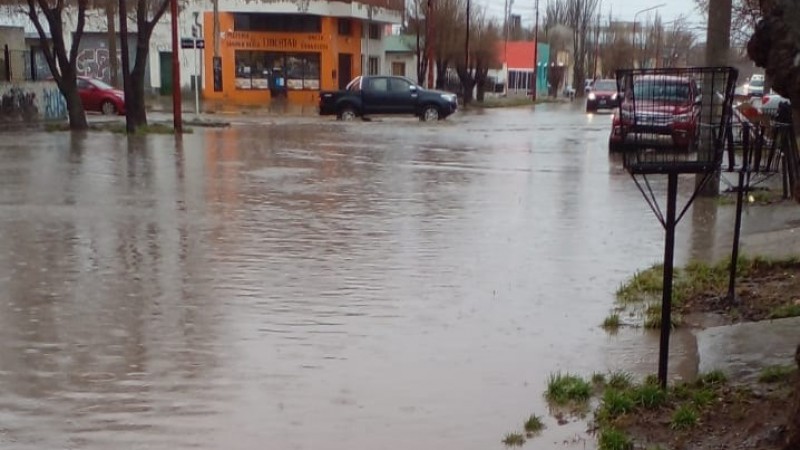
[338,53,352,90]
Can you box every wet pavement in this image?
[0,103,798,449]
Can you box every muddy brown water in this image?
[0,105,757,449]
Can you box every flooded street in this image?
[0,104,767,449]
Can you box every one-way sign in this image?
[181,38,205,49]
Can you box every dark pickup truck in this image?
[318,75,458,121]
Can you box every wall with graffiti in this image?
[0,81,67,122]
[76,33,150,88]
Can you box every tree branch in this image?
[151,0,170,26]
[68,0,88,67]
[27,0,60,84]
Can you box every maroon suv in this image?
[609,75,700,152]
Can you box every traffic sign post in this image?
[182,29,205,115]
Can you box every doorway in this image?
[159,51,172,95]
[338,53,352,90]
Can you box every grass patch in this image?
[523,414,545,435]
[670,405,698,429]
[545,372,592,405]
[769,304,800,319]
[591,372,607,386]
[696,370,728,387]
[690,388,716,407]
[643,304,683,329]
[616,265,663,302]
[602,313,621,330]
[607,371,634,390]
[758,364,797,383]
[502,432,525,447]
[597,389,635,422]
[630,383,668,409]
[598,428,634,450]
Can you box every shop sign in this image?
[223,31,329,51]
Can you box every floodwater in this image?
[0,105,762,449]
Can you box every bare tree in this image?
[23,0,89,129]
[105,0,119,87]
[118,0,170,131]
[696,0,760,48]
[566,0,599,97]
[599,18,633,77]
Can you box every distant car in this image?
[77,76,125,115]
[318,75,457,121]
[563,85,576,99]
[609,75,701,152]
[584,79,593,94]
[751,91,790,117]
[586,79,619,112]
[745,76,765,97]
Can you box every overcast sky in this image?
[487,0,704,30]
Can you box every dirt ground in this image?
[620,265,800,450]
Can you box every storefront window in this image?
[235,51,320,91]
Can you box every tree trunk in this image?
[61,71,88,129]
[106,0,118,87]
[435,59,447,90]
[128,33,150,128]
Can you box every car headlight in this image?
[611,93,618,100]
[115,92,125,99]
[441,94,456,102]
[673,113,691,122]
[588,93,596,100]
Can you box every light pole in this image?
[531,0,539,101]
[464,0,470,103]
[632,3,665,68]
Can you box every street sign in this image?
[180,38,205,49]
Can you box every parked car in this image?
[77,76,125,115]
[584,79,594,94]
[609,75,701,152]
[586,78,619,112]
[318,76,458,121]
[751,91,790,117]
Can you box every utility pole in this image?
[118,0,133,133]
[426,0,435,88]
[531,0,538,101]
[464,0,470,103]
[170,0,182,132]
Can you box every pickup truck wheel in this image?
[338,107,357,121]
[421,105,440,122]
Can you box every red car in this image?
[609,75,700,152]
[586,78,619,112]
[77,76,126,115]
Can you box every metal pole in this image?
[728,122,748,302]
[426,0,434,88]
[658,172,678,390]
[118,0,133,133]
[531,0,538,101]
[464,0,469,101]
[170,0,182,132]
[195,45,200,115]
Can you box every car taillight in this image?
[761,96,770,105]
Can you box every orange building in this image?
[203,6,402,106]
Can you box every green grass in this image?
[523,414,545,435]
[598,428,634,450]
[769,304,800,319]
[643,304,683,329]
[545,372,592,405]
[607,371,634,390]
[690,388,716,407]
[696,370,728,387]
[616,265,664,302]
[670,405,698,430]
[758,364,797,383]
[591,372,607,386]
[596,389,635,422]
[630,383,668,409]
[602,313,621,330]
[502,432,526,447]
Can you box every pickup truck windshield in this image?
[346,77,361,92]
[634,81,691,103]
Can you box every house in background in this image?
[382,34,417,80]
[492,41,550,96]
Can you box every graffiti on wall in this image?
[42,87,67,120]
[0,82,67,122]
[0,87,38,122]
[76,47,122,83]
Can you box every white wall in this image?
[384,53,416,79]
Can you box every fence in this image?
[2,46,52,82]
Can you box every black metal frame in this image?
[614,66,739,389]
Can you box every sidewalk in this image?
[145,96,319,117]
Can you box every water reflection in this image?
[0,108,754,449]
